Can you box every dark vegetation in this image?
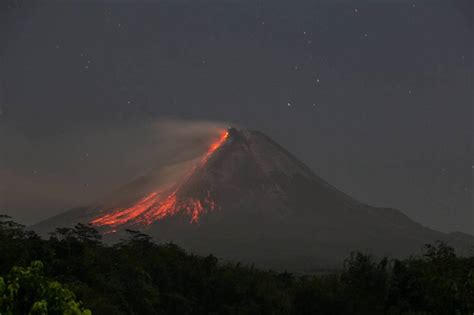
[1,215,473,314]
[0,260,91,314]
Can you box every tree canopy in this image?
[0,215,473,314]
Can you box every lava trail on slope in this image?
[90,130,229,229]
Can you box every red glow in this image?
[91,130,229,229]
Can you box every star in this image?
[354,8,359,13]
[287,102,292,107]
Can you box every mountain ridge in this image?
[31,128,474,269]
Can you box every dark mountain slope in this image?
[32,128,473,269]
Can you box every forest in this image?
[1,215,473,315]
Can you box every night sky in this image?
[0,0,472,234]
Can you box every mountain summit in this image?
[32,128,473,269]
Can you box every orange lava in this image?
[91,130,229,229]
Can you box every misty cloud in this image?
[0,119,229,225]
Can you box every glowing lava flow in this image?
[90,130,229,229]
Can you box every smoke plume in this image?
[0,119,230,225]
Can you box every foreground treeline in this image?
[0,215,473,315]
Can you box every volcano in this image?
[32,128,473,270]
